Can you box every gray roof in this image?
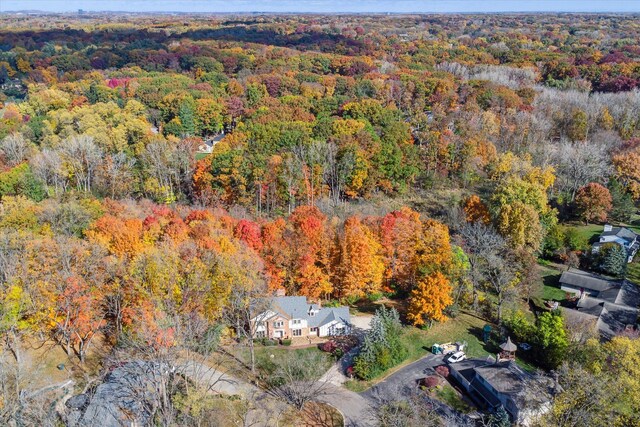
[271,296,350,328]
[559,268,620,294]
[601,227,637,242]
[597,303,639,339]
[500,337,517,352]
[449,358,491,383]
[562,269,640,339]
[451,359,554,413]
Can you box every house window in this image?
[309,311,316,317]
[292,319,301,325]
[274,321,284,328]
[292,329,302,337]
[256,331,265,338]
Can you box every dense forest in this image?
[0,12,639,427]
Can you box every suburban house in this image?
[448,358,554,426]
[197,133,225,154]
[592,224,639,263]
[251,296,351,340]
[559,268,639,338]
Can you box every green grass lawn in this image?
[567,223,602,244]
[626,261,640,284]
[434,384,473,413]
[406,312,492,359]
[538,264,566,302]
[195,152,210,161]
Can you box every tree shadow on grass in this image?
[468,326,502,356]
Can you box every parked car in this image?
[445,351,466,363]
[519,343,532,351]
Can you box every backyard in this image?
[538,263,566,302]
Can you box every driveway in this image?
[361,354,444,402]
[318,385,376,427]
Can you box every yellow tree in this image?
[497,201,544,252]
[416,219,453,276]
[407,271,453,326]
[334,216,384,299]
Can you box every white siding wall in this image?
[318,320,347,337]
[288,319,308,329]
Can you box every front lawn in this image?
[231,345,334,381]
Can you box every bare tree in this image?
[98,152,136,199]
[219,249,270,375]
[58,135,103,193]
[30,148,68,196]
[264,350,333,410]
[374,386,454,427]
[0,133,32,167]
[482,250,519,325]
[551,141,611,200]
[460,222,507,312]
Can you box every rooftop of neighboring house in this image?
[261,296,350,328]
[203,133,226,146]
[560,268,640,339]
[559,268,621,294]
[560,268,640,306]
[600,225,638,242]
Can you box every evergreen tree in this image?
[178,100,196,136]
[599,243,627,277]
[353,306,407,380]
[486,406,511,427]
[608,178,635,223]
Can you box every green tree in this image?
[353,307,407,380]
[567,109,588,142]
[598,243,627,277]
[608,178,635,223]
[533,311,569,369]
[178,98,197,136]
[485,406,510,427]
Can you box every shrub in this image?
[281,339,292,346]
[435,365,450,378]
[321,341,337,353]
[346,366,354,378]
[367,292,384,302]
[419,376,441,389]
[263,339,277,346]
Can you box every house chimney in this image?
[275,288,285,297]
[604,224,613,232]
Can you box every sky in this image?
[1,0,639,13]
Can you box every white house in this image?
[592,224,639,263]
[251,296,350,340]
